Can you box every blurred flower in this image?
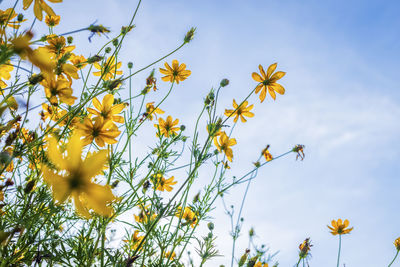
[0,8,25,29]
[328,219,353,235]
[23,0,62,21]
[224,99,254,123]
[41,132,115,218]
[252,63,285,103]
[254,262,268,267]
[123,230,144,251]
[159,59,191,84]
[93,56,122,81]
[176,206,197,228]
[155,116,180,137]
[87,94,126,124]
[69,54,87,69]
[142,102,165,121]
[45,15,60,26]
[165,251,176,260]
[0,62,13,89]
[77,117,121,147]
[214,131,237,162]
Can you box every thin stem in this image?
[336,234,342,267]
[388,250,399,267]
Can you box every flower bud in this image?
[87,55,103,64]
[17,14,24,22]
[128,62,133,69]
[184,27,196,43]
[105,47,112,53]
[207,222,214,231]
[220,78,229,87]
[112,39,119,47]
[67,36,73,44]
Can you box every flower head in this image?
[262,145,273,161]
[77,117,121,147]
[159,59,191,84]
[214,131,237,162]
[0,8,25,29]
[0,62,13,89]
[155,116,180,138]
[152,174,177,192]
[93,56,122,81]
[142,102,164,121]
[69,54,87,69]
[23,0,62,21]
[299,238,312,259]
[123,230,144,250]
[327,219,353,235]
[254,262,268,267]
[42,132,115,218]
[394,237,400,251]
[165,251,176,260]
[252,63,286,102]
[45,15,60,27]
[87,94,126,124]
[42,76,76,105]
[224,99,254,123]
[176,206,197,228]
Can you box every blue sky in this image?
[9,0,400,265]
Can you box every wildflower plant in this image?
[0,1,395,267]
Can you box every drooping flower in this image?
[76,117,121,147]
[214,131,237,162]
[176,206,197,228]
[159,59,191,84]
[155,116,180,138]
[262,145,273,161]
[299,238,313,259]
[224,99,254,123]
[87,94,126,124]
[22,0,62,21]
[41,132,115,218]
[252,63,286,102]
[93,56,122,81]
[45,15,60,27]
[327,219,353,235]
[142,102,164,121]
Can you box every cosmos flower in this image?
[214,131,237,162]
[155,116,180,138]
[159,59,191,84]
[224,99,254,123]
[327,219,353,235]
[252,63,285,102]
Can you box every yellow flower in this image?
[134,205,156,224]
[11,33,55,76]
[143,102,164,121]
[214,131,237,162]
[123,230,144,250]
[93,56,122,81]
[69,54,87,69]
[394,237,400,251]
[299,238,312,259]
[224,99,254,123]
[327,219,353,235]
[165,251,176,260]
[41,132,115,218]
[0,8,25,29]
[0,62,13,89]
[45,15,60,26]
[155,116,180,138]
[42,35,74,58]
[176,206,197,228]
[254,262,268,267]
[262,145,272,161]
[154,174,177,192]
[77,117,121,147]
[159,59,191,84]
[23,0,62,21]
[87,94,126,124]
[252,63,286,103]
[42,76,76,105]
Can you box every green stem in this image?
[296,257,301,267]
[336,234,342,267]
[388,250,399,267]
